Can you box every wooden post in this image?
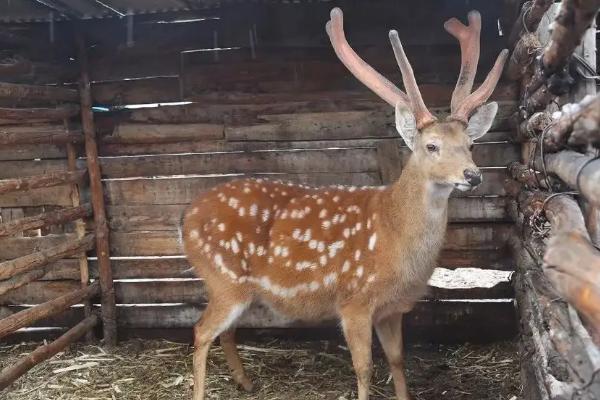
[76,34,117,346]
[65,121,94,341]
[0,314,98,390]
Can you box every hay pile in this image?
[0,338,521,399]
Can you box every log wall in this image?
[0,0,518,342]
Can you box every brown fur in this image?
[182,121,481,400]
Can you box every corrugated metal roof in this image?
[0,0,328,23]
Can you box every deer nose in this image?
[463,169,482,186]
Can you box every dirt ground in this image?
[1,338,522,400]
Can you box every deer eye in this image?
[426,144,438,153]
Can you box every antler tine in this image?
[450,49,509,123]
[389,30,437,129]
[326,8,409,108]
[444,10,482,114]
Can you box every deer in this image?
[182,7,508,400]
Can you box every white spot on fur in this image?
[228,197,239,209]
[355,266,364,278]
[328,241,345,258]
[342,260,350,273]
[189,229,199,240]
[323,272,338,287]
[309,281,320,291]
[249,204,258,216]
[319,209,328,219]
[319,255,328,266]
[262,209,270,222]
[354,250,361,261]
[368,233,377,251]
[231,239,240,254]
[217,223,225,232]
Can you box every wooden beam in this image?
[535,151,600,209]
[543,94,600,151]
[0,314,98,390]
[0,126,83,146]
[508,0,554,48]
[0,204,91,238]
[0,104,80,124]
[0,282,99,340]
[0,234,94,281]
[543,196,600,338]
[77,34,117,346]
[0,169,86,195]
[0,82,78,103]
[505,33,540,81]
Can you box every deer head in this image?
[326,8,508,191]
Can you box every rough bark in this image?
[543,196,600,339]
[506,33,541,81]
[0,204,91,237]
[543,94,600,152]
[508,0,555,48]
[0,126,83,146]
[0,169,86,195]
[0,104,79,123]
[0,234,94,281]
[516,111,552,142]
[0,314,98,390]
[0,282,99,340]
[77,35,117,346]
[0,82,78,103]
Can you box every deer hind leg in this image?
[192,298,250,400]
[340,306,373,400]
[220,329,254,392]
[375,313,411,400]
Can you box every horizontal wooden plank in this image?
[97,131,512,157]
[0,169,86,195]
[106,197,508,232]
[113,301,516,342]
[0,159,67,179]
[92,249,517,282]
[107,223,510,257]
[0,276,512,306]
[0,280,81,305]
[0,125,83,146]
[0,234,77,261]
[0,186,73,207]
[0,82,78,103]
[97,148,380,178]
[0,144,67,161]
[109,280,512,304]
[104,123,224,144]
[0,104,80,125]
[0,300,517,343]
[96,142,515,180]
[104,172,382,205]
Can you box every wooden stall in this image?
[0,0,597,396]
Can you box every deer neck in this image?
[379,155,453,254]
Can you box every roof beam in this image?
[33,0,83,19]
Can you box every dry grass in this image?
[0,338,521,399]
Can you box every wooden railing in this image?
[505,0,600,397]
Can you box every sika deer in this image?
[182,8,508,400]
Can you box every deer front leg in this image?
[375,313,411,400]
[340,306,373,400]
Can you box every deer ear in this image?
[466,102,498,140]
[395,103,418,151]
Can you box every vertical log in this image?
[76,35,117,346]
[65,119,94,342]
